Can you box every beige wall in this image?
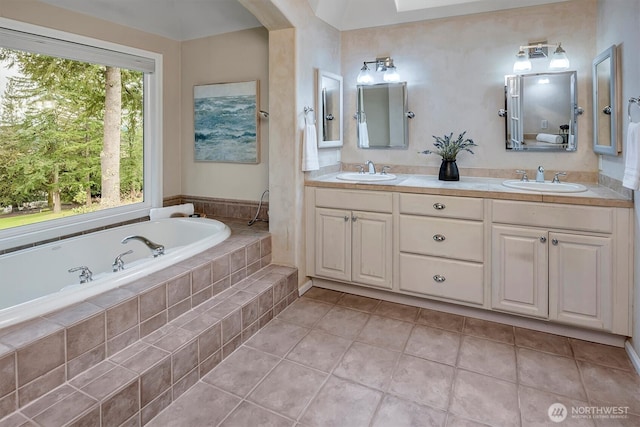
[0,0,183,198]
[180,27,269,201]
[595,0,640,356]
[340,0,598,174]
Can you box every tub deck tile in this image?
[43,302,104,327]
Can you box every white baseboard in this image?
[625,341,640,375]
[298,279,313,296]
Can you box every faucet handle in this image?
[515,170,529,182]
[68,266,93,284]
[357,165,365,174]
[381,166,391,175]
[113,250,133,272]
[552,172,567,183]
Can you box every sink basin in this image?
[502,180,588,193]
[336,172,397,182]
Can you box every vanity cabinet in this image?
[397,194,485,305]
[491,200,628,334]
[310,188,393,289]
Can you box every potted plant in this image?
[420,131,477,181]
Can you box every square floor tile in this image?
[517,348,586,400]
[356,315,413,351]
[463,318,514,344]
[244,319,309,357]
[372,394,446,427]
[374,301,419,323]
[570,339,634,371]
[300,376,382,427]
[248,360,327,419]
[303,287,343,304]
[286,330,351,373]
[388,354,454,410]
[333,342,400,390]
[405,325,460,365]
[515,327,573,357]
[518,385,594,427]
[276,298,333,328]
[445,414,491,426]
[457,336,516,382]
[416,309,464,333]
[314,306,370,339]
[219,401,293,427]
[579,361,640,414]
[201,346,279,397]
[336,294,380,313]
[449,370,519,427]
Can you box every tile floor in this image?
[148,287,640,427]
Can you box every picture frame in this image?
[194,80,260,163]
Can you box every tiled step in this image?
[0,264,299,426]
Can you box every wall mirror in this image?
[356,82,410,149]
[592,45,620,155]
[501,71,579,152]
[316,69,343,148]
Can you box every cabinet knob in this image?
[351,215,357,222]
[552,238,558,245]
[433,234,446,242]
[344,216,349,222]
[433,275,446,283]
[433,203,446,210]
[540,236,547,243]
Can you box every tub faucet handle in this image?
[112,250,134,272]
[68,266,93,284]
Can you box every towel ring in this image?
[629,97,640,123]
[303,106,315,125]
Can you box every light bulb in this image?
[383,65,400,82]
[356,64,374,84]
[549,44,570,70]
[513,50,531,73]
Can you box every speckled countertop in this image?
[305,173,633,208]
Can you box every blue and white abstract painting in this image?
[194,81,259,163]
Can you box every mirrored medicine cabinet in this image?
[592,45,620,155]
[356,82,411,149]
[500,71,580,152]
[316,69,343,148]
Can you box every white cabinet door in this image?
[352,211,393,289]
[491,225,548,318]
[549,232,612,330]
[315,208,351,282]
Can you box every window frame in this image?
[0,18,163,252]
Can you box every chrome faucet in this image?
[536,166,545,183]
[365,160,376,174]
[552,171,567,183]
[68,266,93,284]
[112,249,133,272]
[121,235,165,257]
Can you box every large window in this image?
[0,19,162,251]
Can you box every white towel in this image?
[359,122,370,148]
[302,123,319,171]
[536,133,563,144]
[623,122,640,190]
[149,203,194,221]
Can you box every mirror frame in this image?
[356,82,409,149]
[316,69,343,148]
[592,45,620,155]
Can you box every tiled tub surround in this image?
[165,195,269,224]
[0,231,300,425]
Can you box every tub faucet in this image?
[68,266,93,284]
[112,250,133,272]
[536,166,545,183]
[121,235,165,257]
[365,160,376,174]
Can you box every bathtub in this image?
[0,217,231,328]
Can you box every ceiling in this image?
[39,0,569,41]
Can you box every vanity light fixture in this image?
[513,42,570,73]
[357,56,400,84]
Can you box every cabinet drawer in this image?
[399,216,484,262]
[315,188,392,213]
[492,200,613,233]
[399,253,484,305]
[399,193,483,220]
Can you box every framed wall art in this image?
[194,80,259,163]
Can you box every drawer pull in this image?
[552,238,558,245]
[433,275,446,283]
[433,203,446,210]
[433,234,446,242]
[540,236,547,243]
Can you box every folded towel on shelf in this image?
[301,123,319,171]
[623,122,640,190]
[536,133,563,144]
[359,122,370,148]
[149,203,194,221]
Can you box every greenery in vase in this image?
[420,131,477,161]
